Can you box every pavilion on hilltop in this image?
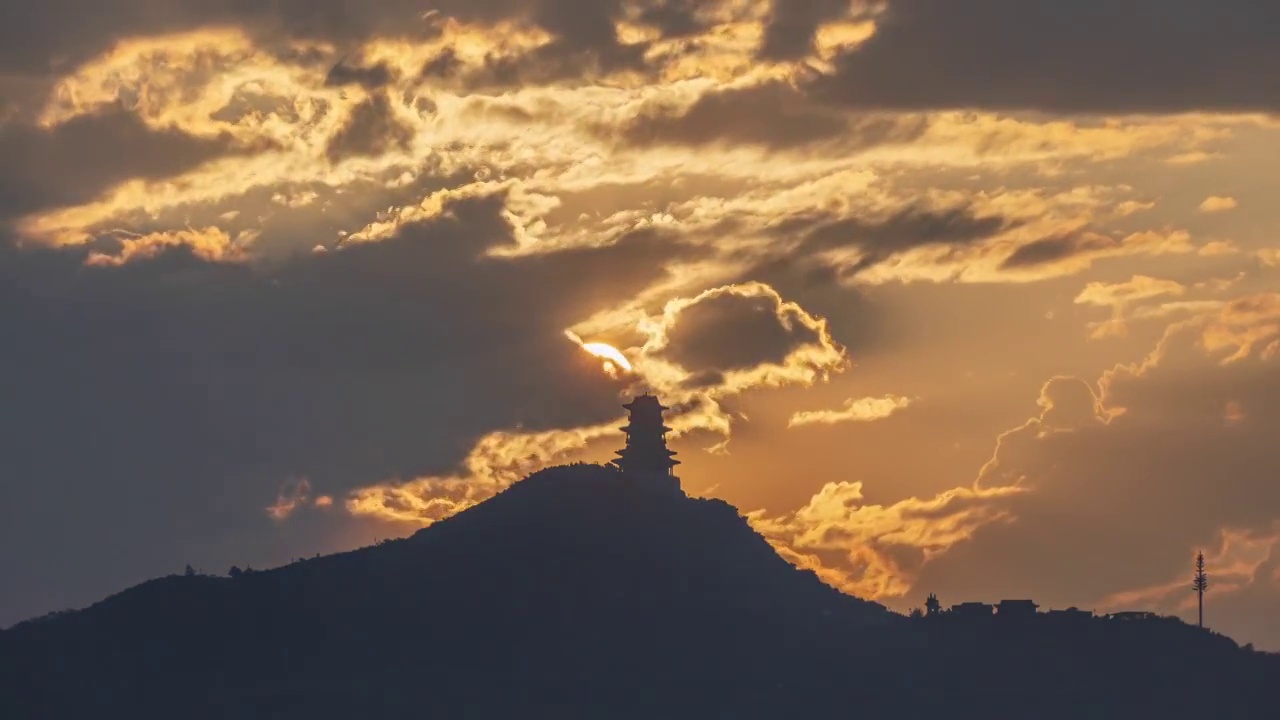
[613,394,683,494]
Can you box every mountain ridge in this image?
[1,462,1275,719]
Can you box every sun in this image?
[565,331,633,377]
[582,342,633,372]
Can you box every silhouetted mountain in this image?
[1,464,1276,719]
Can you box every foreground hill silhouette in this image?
[2,464,1277,719]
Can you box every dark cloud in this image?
[662,289,825,374]
[420,49,463,79]
[759,0,852,60]
[500,0,709,62]
[620,82,926,150]
[711,207,1005,360]
[0,106,243,222]
[804,206,1010,257]
[440,40,649,94]
[634,0,706,37]
[531,0,625,57]
[680,369,727,390]
[756,205,1011,281]
[326,93,415,162]
[809,0,1280,112]
[0,190,686,625]
[745,254,844,292]
[732,255,889,364]
[1000,233,1114,269]
[325,60,396,89]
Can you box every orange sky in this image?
[2,0,1279,650]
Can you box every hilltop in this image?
[0,464,901,718]
[1,463,1276,719]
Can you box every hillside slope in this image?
[1,463,1275,719]
[0,464,899,718]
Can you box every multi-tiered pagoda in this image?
[614,394,681,493]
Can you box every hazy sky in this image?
[2,0,1279,649]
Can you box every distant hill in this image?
[1,463,1276,719]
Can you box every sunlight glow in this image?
[582,342,633,372]
[565,330,633,376]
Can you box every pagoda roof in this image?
[623,393,668,411]
[616,447,678,457]
[614,450,681,466]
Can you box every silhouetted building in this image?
[950,602,994,619]
[1046,607,1093,622]
[997,599,1039,619]
[1107,611,1157,622]
[924,592,942,617]
[615,394,682,494]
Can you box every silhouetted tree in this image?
[924,593,941,617]
[909,607,924,619]
[1192,552,1208,628]
[229,566,243,578]
[184,564,196,577]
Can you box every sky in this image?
[2,0,1279,649]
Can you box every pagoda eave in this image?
[623,400,669,411]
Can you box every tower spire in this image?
[1192,551,1208,629]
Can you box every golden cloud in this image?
[13,15,1242,280]
[84,227,250,266]
[1094,297,1272,413]
[847,227,1196,286]
[1198,196,1239,213]
[1201,294,1280,364]
[788,395,914,428]
[1074,275,1187,340]
[749,481,1024,599]
[347,422,618,526]
[267,477,329,521]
